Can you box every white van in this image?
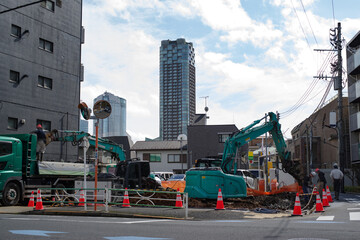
[153,172,173,181]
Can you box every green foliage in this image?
[345,186,360,193]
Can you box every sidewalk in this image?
[0,204,291,220]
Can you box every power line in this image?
[298,0,318,45]
[331,0,336,27]
[290,0,311,50]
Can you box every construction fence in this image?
[32,188,189,219]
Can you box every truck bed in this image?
[38,161,95,176]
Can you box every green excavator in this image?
[185,112,302,199]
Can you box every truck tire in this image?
[1,182,21,206]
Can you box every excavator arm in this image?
[47,130,126,161]
[221,112,302,185]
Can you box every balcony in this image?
[351,143,360,162]
[349,112,360,132]
[347,49,360,75]
[348,80,360,103]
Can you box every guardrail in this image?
[37,188,189,219]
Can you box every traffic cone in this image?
[28,191,35,207]
[315,191,324,212]
[326,186,333,203]
[322,189,330,207]
[122,188,131,208]
[175,188,183,208]
[78,188,85,206]
[215,188,225,210]
[291,193,303,216]
[35,189,44,210]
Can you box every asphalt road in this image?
[1,194,359,240]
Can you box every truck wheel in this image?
[1,182,21,206]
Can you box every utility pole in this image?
[335,22,345,193]
[314,22,345,192]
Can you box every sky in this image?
[80,0,360,142]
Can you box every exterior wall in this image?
[346,31,360,165]
[134,150,186,173]
[159,38,196,140]
[187,124,238,167]
[290,97,350,172]
[0,0,83,161]
[79,119,88,133]
[93,91,126,137]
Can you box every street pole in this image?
[94,119,99,210]
[82,137,89,211]
[336,22,345,193]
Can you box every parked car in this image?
[153,172,173,181]
[249,169,264,179]
[235,169,257,189]
[168,174,186,181]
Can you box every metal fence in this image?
[37,188,189,219]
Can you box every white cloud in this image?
[81,0,359,141]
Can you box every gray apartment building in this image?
[0,0,83,161]
[347,31,360,165]
[93,91,127,137]
[159,38,196,140]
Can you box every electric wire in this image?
[331,0,336,27]
[290,0,311,50]
[298,0,318,45]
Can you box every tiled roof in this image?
[131,141,187,150]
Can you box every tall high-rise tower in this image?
[160,38,196,140]
[93,91,126,137]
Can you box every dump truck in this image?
[0,132,155,206]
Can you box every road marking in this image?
[104,237,172,240]
[296,221,344,224]
[104,236,173,240]
[316,216,334,221]
[9,230,66,237]
[5,217,171,225]
[350,212,360,221]
[347,208,360,211]
[210,220,253,223]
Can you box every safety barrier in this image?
[35,187,189,219]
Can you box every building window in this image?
[143,153,161,162]
[39,38,53,53]
[36,119,51,131]
[218,133,231,143]
[9,70,20,83]
[168,154,186,163]
[7,117,18,130]
[11,24,21,38]
[41,0,55,12]
[38,76,52,89]
[168,154,180,163]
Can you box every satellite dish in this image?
[177,134,187,141]
[93,100,112,119]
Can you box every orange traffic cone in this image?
[28,191,35,207]
[326,186,333,203]
[175,188,183,208]
[322,189,329,207]
[35,189,44,210]
[78,188,85,206]
[291,193,303,216]
[315,191,324,212]
[215,188,225,210]
[122,188,131,208]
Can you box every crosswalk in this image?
[314,197,360,222]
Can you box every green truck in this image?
[0,133,156,206]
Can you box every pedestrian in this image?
[302,172,314,202]
[315,168,327,198]
[32,124,46,161]
[330,163,344,200]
